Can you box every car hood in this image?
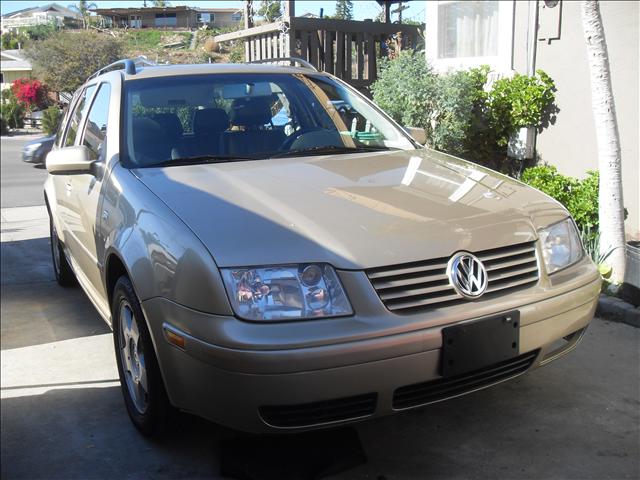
[133,149,567,269]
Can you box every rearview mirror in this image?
[405,126,426,145]
[46,146,93,175]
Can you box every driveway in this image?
[0,150,638,479]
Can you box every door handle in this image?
[65,179,72,193]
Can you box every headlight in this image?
[220,264,353,321]
[24,143,41,152]
[538,218,583,274]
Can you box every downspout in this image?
[523,0,540,176]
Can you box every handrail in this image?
[247,57,318,71]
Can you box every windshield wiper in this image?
[269,145,391,159]
[149,154,260,167]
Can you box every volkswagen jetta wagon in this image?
[45,58,601,434]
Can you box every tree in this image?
[152,0,171,6]
[67,1,98,29]
[581,0,626,283]
[257,0,282,23]
[27,31,123,93]
[334,0,353,20]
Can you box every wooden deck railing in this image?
[214,17,423,93]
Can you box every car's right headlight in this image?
[220,264,353,321]
[24,143,41,153]
[538,218,584,275]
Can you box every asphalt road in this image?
[1,135,48,209]
[1,206,639,479]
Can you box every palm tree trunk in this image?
[581,0,626,283]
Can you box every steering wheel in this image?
[278,127,325,151]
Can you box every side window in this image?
[54,105,69,147]
[81,84,111,161]
[64,85,96,147]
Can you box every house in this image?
[91,6,242,30]
[0,3,81,32]
[424,0,639,240]
[0,49,32,91]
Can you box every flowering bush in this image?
[11,78,49,110]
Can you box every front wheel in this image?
[112,276,170,436]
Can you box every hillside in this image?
[116,28,242,65]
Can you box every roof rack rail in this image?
[86,56,157,82]
[247,57,317,71]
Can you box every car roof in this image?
[121,63,323,81]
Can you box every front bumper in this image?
[22,150,43,164]
[141,261,601,433]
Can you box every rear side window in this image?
[81,84,111,161]
[63,85,95,147]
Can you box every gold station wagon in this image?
[44,58,601,434]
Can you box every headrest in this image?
[131,117,169,164]
[193,108,229,136]
[229,97,274,128]
[151,113,183,138]
[132,117,164,142]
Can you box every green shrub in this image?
[228,42,245,63]
[371,51,439,142]
[1,89,26,130]
[27,31,123,93]
[42,106,62,135]
[521,165,599,232]
[371,53,557,175]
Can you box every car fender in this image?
[100,162,233,317]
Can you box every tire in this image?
[112,276,170,436]
[49,216,76,287]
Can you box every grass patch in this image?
[124,30,164,50]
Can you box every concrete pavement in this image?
[1,204,639,479]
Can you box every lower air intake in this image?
[393,350,540,410]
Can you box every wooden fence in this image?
[214,17,423,93]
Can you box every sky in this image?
[1,0,426,22]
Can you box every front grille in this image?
[259,393,377,428]
[393,350,539,410]
[367,241,539,314]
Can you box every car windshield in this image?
[122,72,415,167]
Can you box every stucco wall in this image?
[515,1,639,239]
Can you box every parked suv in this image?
[45,59,601,435]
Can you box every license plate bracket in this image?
[441,311,520,377]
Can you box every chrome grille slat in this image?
[367,263,446,280]
[485,256,537,271]
[486,275,539,293]
[379,282,454,301]
[477,245,536,261]
[367,241,539,313]
[488,264,538,281]
[384,293,463,311]
[372,273,449,290]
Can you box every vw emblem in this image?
[447,252,488,299]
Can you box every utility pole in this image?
[392,1,409,23]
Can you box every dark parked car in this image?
[22,135,55,165]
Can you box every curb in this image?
[597,294,640,328]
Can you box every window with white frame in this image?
[425,0,513,72]
[231,12,242,21]
[438,1,499,59]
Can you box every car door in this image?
[66,82,112,302]
[53,85,96,258]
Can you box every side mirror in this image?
[405,126,426,145]
[46,146,93,175]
